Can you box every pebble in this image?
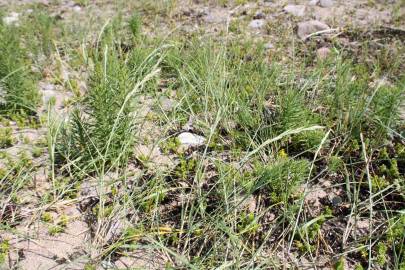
[283,5,306,17]
[72,5,82,12]
[320,0,334,7]
[264,42,274,50]
[249,19,266,29]
[177,132,206,147]
[331,196,343,206]
[297,20,330,39]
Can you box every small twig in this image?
[303,28,340,40]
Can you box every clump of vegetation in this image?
[129,12,142,39]
[0,128,15,148]
[0,18,39,115]
[256,157,310,202]
[0,240,10,264]
[56,23,162,174]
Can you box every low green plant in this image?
[0,128,15,148]
[329,155,344,173]
[255,157,310,202]
[376,241,388,266]
[0,240,9,264]
[41,212,53,223]
[48,225,64,236]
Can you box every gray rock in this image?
[297,20,330,39]
[283,5,306,17]
[249,19,266,29]
[319,0,334,7]
[177,132,206,147]
[308,0,319,5]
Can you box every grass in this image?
[0,18,39,116]
[0,1,404,269]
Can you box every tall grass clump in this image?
[56,24,162,175]
[129,12,142,40]
[0,19,39,115]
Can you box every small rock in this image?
[283,5,306,17]
[3,12,19,25]
[317,47,331,59]
[331,195,342,206]
[297,20,330,39]
[319,0,334,7]
[249,19,265,29]
[308,0,319,5]
[264,42,274,50]
[72,6,82,12]
[253,11,265,20]
[177,132,206,147]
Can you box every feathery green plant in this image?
[0,18,39,115]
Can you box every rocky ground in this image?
[0,0,404,269]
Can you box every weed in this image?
[329,155,344,173]
[0,128,15,148]
[255,157,310,202]
[129,12,142,39]
[41,212,53,223]
[0,19,39,115]
[48,225,64,236]
[0,240,9,264]
[376,242,388,266]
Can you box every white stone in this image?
[73,6,82,12]
[264,42,274,50]
[249,19,265,29]
[283,5,306,17]
[320,0,334,7]
[177,132,206,146]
